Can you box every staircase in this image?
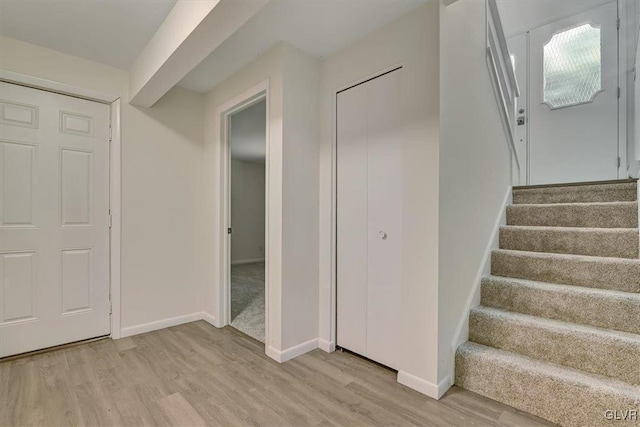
[455,179,640,427]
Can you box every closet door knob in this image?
[379,231,387,240]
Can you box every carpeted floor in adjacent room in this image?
[230,262,265,342]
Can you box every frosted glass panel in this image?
[543,24,602,109]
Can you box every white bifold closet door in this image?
[0,82,110,357]
[337,68,402,370]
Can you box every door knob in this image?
[379,231,387,240]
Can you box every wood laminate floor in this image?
[0,321,554,427]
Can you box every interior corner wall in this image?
[318,0,440,389]
[438,0,513,384]
[0,35,206,332]
[281,44,320,350]
[201,42,321,355]
[230,159,266,263]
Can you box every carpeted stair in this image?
[456,179,640,427]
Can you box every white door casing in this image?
[336,68,402,370]
[0,82,110,357]
[528,1,619,184]
[509,32,529,185]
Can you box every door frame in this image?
[215,80,269,347]
[508,0,628,183]
[329,64,403,352]
[0,70,122,339]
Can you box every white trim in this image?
[266,338,318,363]
[618,0,629,179]
[109,99,122,339]
[0,70,118,104]
[231,258,265,265]
[200,312,217,327]
[397,371,452,400]
[328,63,403,350]
[215,80,270,345]
[449,186,512,381]
[0,70,123,341]
[120,312,216,338]
[318,338,335,353]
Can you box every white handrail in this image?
[486,0,521,174]
[487,0,519,98]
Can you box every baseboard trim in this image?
[231,258,265,265]
[397,371,452,400]
[200,312,217,327]
[318,339,335,353]
[266,338,319,363]
[120,312,217,338]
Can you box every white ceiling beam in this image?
[441,0,460,5]
[129,0,268,107]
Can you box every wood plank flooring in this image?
[0,321,554,426]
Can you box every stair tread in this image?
[471,305,640,343]
[494,248,640,264]
[513,178,638,191]
[510,201,637,207]
[501,225,639,232]
[484,275,640,298]
[457,341,639,394]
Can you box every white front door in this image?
[336,68,402,370]
[0,82,110,357]
[520,1,619,185]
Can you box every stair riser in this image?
[456,345,639,427]
[513,183,638,204]
[507,203,638,228]
[481,278,640,335]
[499,227,639,259]
[469,310,640,385]
[492,251,640,293]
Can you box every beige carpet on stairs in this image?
[455,179,640,427]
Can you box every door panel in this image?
[365,71,402,369]
[528,1,618,184]
[0,82,110,357]
[336,83,368,357]
[337,69,402,370]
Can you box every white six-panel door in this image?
[337,69,402,369]
[0,82,110,357]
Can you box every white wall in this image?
[230,159,265,263]
[0,35,206,331]
[438,0,513,383]
[318,1,441,394]
[281,45,321,350]
[201,42,320,356]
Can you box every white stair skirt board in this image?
[318,339,335,353]
[449,186,512,380]
[231,258,266,265]
[266,338,319,363]
[119,312,217,338]
[397,371,452,400]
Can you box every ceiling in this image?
[230,100,267,163]
[496,0,613,37]
[0,0,427,92]
[178,0,428,93]
[0,0,176,70]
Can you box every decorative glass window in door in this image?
[543,23,602,109]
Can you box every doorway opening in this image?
[226,98,267,343]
